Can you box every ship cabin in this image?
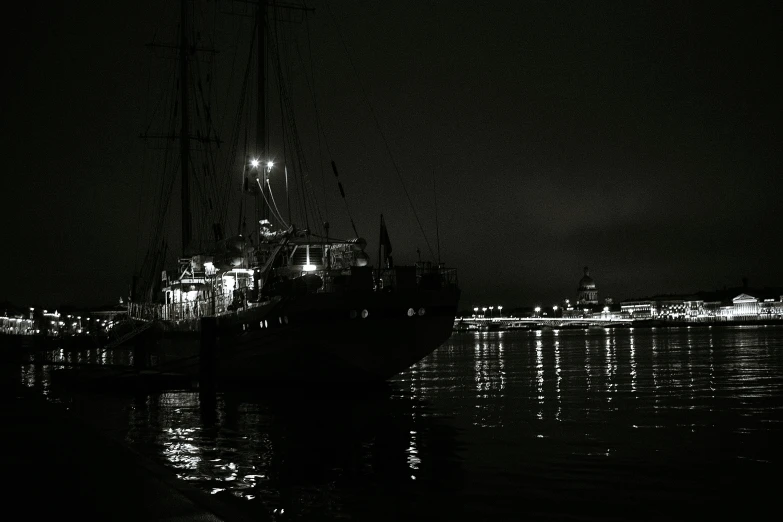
[130,233,457,322]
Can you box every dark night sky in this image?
[2,1,781,311]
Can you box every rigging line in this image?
[295,34,335,162]
[148,88,179,245]
[324,1,436,259]
[133,148,148,273]
[140,50,180,264]
[217,20,257,225]
[143,46,179,136]
[207,0,218,125]
[142,150,169,273]
[152,66,180,242]
[238,128,248,235]
[266,26,322,240]
[256,178,288,228]
[205,141,223,221]
[287,92,323,235]
[189,49,211,141]
[189,150,211,248]
[216,0,244,134]
[330,161,359,238]
[267,17,324,233]
[279,64,323,236]
[193,79,224,221]
[433,167,441,265]
[265,178,288,228]
[134,42,157,273]
[280,40,320,238]
[274,4,291,227]
[222,19,256,182]
[188,59,213,205]
[291,40,334,237]
[302,6,328,224]
[285,165,291,224]
[147,154,179,273]
[270,17,310,232]
[218,96,247,225]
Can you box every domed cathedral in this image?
[577,266,598,306]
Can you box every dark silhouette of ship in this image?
[127,1,460,383]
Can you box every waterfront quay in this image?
[1,304,127,337]
[462,269,783,330]
[454,314,783,332]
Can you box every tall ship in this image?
[127,0,460,383]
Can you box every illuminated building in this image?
[577,266,598,306]
[732,293,760,316]
[620,289,783,322]
[620,300,655,319]
[762,298,783,316]
[0,315,34,335]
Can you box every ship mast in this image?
[256,1,266,243]
[180,0,192,256]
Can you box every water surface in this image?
[38,326,783,520]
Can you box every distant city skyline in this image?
[463,268,782,315]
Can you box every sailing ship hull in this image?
[150,287,459,384]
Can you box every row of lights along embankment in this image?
[472,305,503,318]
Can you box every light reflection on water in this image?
[36,326,783,520]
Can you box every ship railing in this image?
[427,267,458,287]
[128,289,252,322]
[376,266,458,291]
[291,265,458,294]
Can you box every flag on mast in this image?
[379,214,393,268]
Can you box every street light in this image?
[489,306,494,319]
[473,306,478,318]
[534,306,541,316]
[498,305,503,317]
[482,307,487,318]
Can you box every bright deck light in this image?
[266,161,274,169]
[303,264,316,272]
[250,158,260,168]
